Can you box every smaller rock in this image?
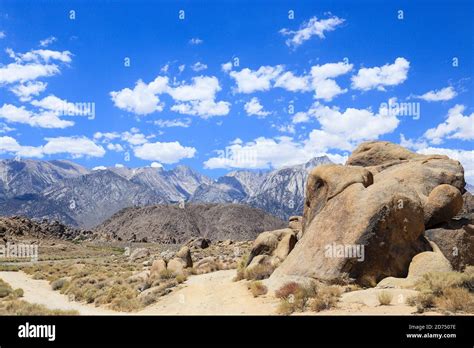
[129,248,150,261]
[150,259,167,279]
[167,258,186,275]
[175,246,193,268]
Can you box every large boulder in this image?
[175,246,193,268]
[377,242,452,289]
[268,141,466,289]
[425,219,474,271]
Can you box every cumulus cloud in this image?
[205,102,399,170]
[154,118,192,128]
[274,72,311,92]
[221,62,233,72]
[168,76,230,118]
[0,104,74,128]
[191,62,208,72]
[414,86,457,102]
[424,104,474,144]
[134,141,196,164]
[244,97,271,117]
[280,16,345,48]
[0,62,59,84]
[110,76,169,115]
[311,61,353,100]
[229,65,284,93]
[351,57,410,91]
[39,36,57,47]
[0,31,5,39]
[9,81,47,102]
[0,135,105,159]
[0,48,71,89]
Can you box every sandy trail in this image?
[0,270,279,315]
[140,270,279,315]
[0,270,431,315]
[0,271,118,315]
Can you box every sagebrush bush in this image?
[377,291,393,306]
[248,281,267,297]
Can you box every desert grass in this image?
[377,291,393,306]
[275,281,341,315]
[408,267,474,313]
[248,281,268,297]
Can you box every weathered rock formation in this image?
[265,141,467,288]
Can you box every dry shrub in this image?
[416,272,464,296]
[248,281,267,297]
[244,264,275,281]
[377,291,393,306]
[310,286,342,312]
[435,287,474,313]
[276,282,319,314]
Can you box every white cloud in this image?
[292,111,311,124]
[110,76,169,115]
[191,62,208,72]
[351,57,410,91]
[39,36,57,47]
[0,31,5,39]
[30,95,81,114]
[0,104,73,128]
[9,81,47,101]
[169,76,230,118]
[189,38,203,45]
[106,143,124,152]
[221,62,232,72]
[414,86,457,102]
[92,166,107,171]
[178,64,185,73]
[311,61,353,100]
[280,16,345,48]
[229,65,284,93]
[274,71,311,92]
[0,62,60,84]
[171,99,230,118]
[0,135,105,159]
[168,76,220,101]
[121,130,149,145]
[244,97,271,117]
[424,104,474,144]
[93,131,120,141]
[134,141,196,164]
[417,147,474,184]
[154,118,192,128]
[150,162,163,168]
[8,48,72,63]
[42,136,105,158]
[0,136,43,158]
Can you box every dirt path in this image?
[0,270,279,315]
[0,271,119,315]
[140,270,279,315]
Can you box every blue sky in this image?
[0,0,473,182]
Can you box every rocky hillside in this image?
[0,215,91,241]
[93,203,287,243]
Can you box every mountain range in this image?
[0,156,333,228]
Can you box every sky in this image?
[0,0,473,182]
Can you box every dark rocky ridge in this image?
[93,203,287,243]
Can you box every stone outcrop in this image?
[265,141,467,288]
